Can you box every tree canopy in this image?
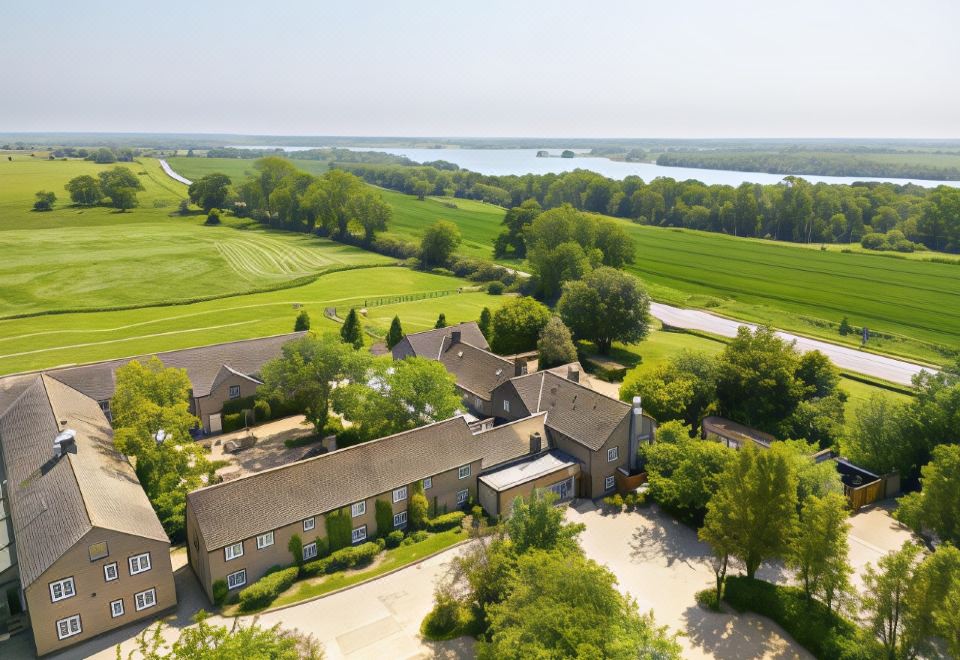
[188,173,232,212]
[98,166,144,211]
[420,220,462,268]
[536,316,578,369]
[489,297,551,355]
[558,266,650,354]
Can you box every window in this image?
[607,446,619,462]
[393,511,407,528]
[104,562,119,582]
[457,489,469,505]
[303,542,317,561]
[393,486,407,503]
[256,532,275,550]
[228,385,241,399]
[56,615,82,640]
[502,399,510,413]
[604,475,615,491]
[351,525,367,543]
[88,541,109,561]
[458,465,471,480]
[227,569,246,590]
[224,543,243,561]
[351,501,366,518]
[129,552,152,575]
[474,396,482,410]
[110,599,124,618]
[423,477,432,490]
[49,577,76,603]
[134,588,157,612]
[303,517,316,532]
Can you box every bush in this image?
[205,209,222,225]
[238,566,299,611]
[411,530,429,542]
[375,499,394,538]
[325,508,353,552]
[371,235,420,259]
[336,428,364,448]
[212,579,229,607]
[253,399,271,423]
[409,491,429,530]
[221,395,256,416]
[487,281,505,295]
[603,494,624,511]
[386,530,404,548]
[222,412,244,433]
[300,540,383,578]
[426,511,466,532]
[723,577,880,660]
[624,493,637,509]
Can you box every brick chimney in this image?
[451,329,462,344]
[566,365,580,383]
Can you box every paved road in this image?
[650,302,933,386]
[158,158,192,185]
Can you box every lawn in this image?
[167,156,330,183]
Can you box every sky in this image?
[1,0,957,138]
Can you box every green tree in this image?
[187,173,232,212]
[302,169,364,236]
[288,534,304,567]
[506,491,585,554]
[111,357,210,540]
[772,439,842,504]
[558,267,650,354]
[536,316,577,369]
[339,308,364,349]
[347,188,391,244]
[412,178,432,201]
[901,544,960,659]
[386,316,404,349]
[842,394,917,477]
[420,220,462,268]
[409,481,429,530]
[787,493,852,610]
[699,443,799,578]
[494,199,542,258]
[839,316,853,336]
[434,313,447,329]
[477,307,492,339]
[33,190,56,211]
[92,147,116,163]
[489,297,551,355]
[98,166,144,211]
[937,576,960,660]
[861,542,923,659]
[896,444,960,545]
[375,499,394,537]
[64,174,101,205]
[620,350,717,429]
[121,610,323,659]
[259,334,370,433]
[293,310,310,331]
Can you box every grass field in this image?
[166,156,329,182]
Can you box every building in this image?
[7,333,305,434]
[701,416,777,450]
[0,375,175,656]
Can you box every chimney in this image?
[529,431,543,454]
[54,429,77,458]
[566,365,580,383]
[451,330,462,344]
[628,396,644,472]
[514,357,526,377]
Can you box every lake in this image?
[228,146,960,188]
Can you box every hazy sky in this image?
[2,0,957,138]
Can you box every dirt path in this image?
[158,158,192,185]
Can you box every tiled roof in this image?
[439,342,515,400]
[0,376,167,587]
[396,322,489,358]
[702,416,777,448]
[473,413,548,470]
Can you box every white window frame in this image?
[134,588,157,612]
[227,569,246,590]
[503,399,510,412]
[49,577,76,603]
[88,541,109,561]
[256,531,275,550]
[224,542,243,561]
[128,552,152,575]
[110,599,124,618]
[351,525,367,543]
[56,614,82,640]
[456,489,469,505]
[474,396,482,410]
[393,511,407,528]
[351,501,366,518]
[607,446,619,462]
[393,486,407,503]
[104,562,119,582]
[605,475,616,491]
[458,465,471,480]
[228,385,241,399]
[423,477,432,490]
[303,517,316,532]
[303,542,318,561]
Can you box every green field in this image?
[167,156,330,182]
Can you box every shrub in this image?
[411,530,429,542]
[238,566,299,611]
[205,209,222,225]
[315,536,329,558]
[410,490,429,531]
[222,412,244,432]
[327,541,381,571]
[221,395,256,416]
[624,493,637,509]
[323,417,344,436]
[288,534,303,566]
[487,281,505,295]
[336,428,364,448]
[212,579,229,607]
[253,399,271,423]
[386,530,404,548]
[426,511,466,532]
[294,309,311,331]
[375,499,394,538]
[371,235,420,259]
[603,494,624,511]
[325,508,353,552]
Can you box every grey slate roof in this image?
[0,375,168,587]
[16,332,305,403]
[439,342,515,400]
[503,371,631,451]
[473,413,548,470]
[395,322,490,359]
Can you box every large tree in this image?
[339,308,364,349]
[896,443,960,545]
[98,166,144,211]
[494,199,542,258]
[420,220,462,268]
[187,173,232,212]
[347,188,391,244]
[699,443,799,578]
[787,493,852,610]
[489,297,551,355]
[620,350,717,429]
[841,394,918,477]
[64,174,102,205]
[558,267,650,354]
[861,542,923,659]
[536,316,577,369]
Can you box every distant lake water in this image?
[228,146,960,188]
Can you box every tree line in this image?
[337,161,960,252]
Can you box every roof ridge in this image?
[542,371,630,408]
[473,411,547,436]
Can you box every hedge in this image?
[426,511,466,532]
[212,579,228,607]
[723,577,880,660]
[300,541,383,578]
[375,499,394,537]
[222,412,244,433]
[238,566,299,611]
[325,508,352,552]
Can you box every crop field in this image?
[0,266,504,375]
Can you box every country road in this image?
[158,158,192,185]
[650,302,933,386]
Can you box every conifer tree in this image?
[386,315,404,349]
[340,308,364,349]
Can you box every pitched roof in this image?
[15,332,305,402]
[702,416,777,449]
[439,341,515,400]
[0,375,168,587]
[397,322,489,358]
[473,413,548,470]
[504,371,631,451]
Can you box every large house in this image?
[0,375,175,656]
[15,332,305,433]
